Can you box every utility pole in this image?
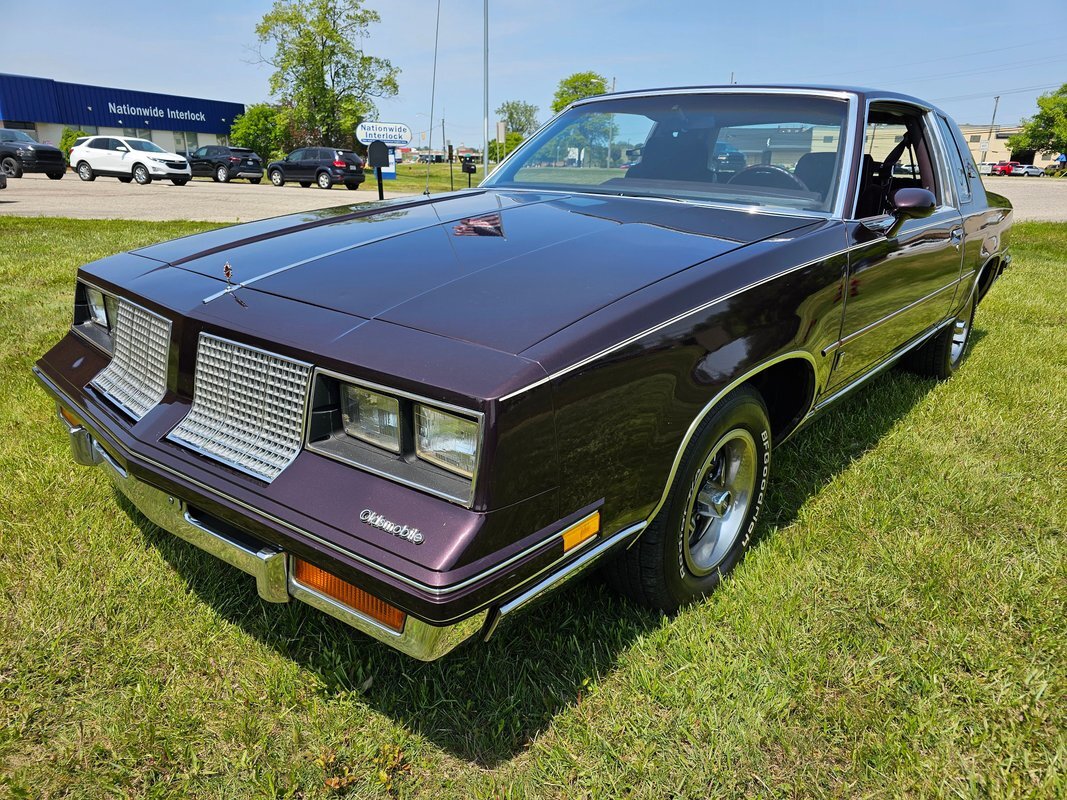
[483,0,489,177]
[986,95,1000,163]
[443,117,453,191]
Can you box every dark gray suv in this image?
[267,147,365,190]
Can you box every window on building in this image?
[823,135,835,143]
[3,121,37,132]
[969,134,981,143]
[123,128,152,140]
[77,125,99,135]
[216,134,230,146]
[173,131,199,154]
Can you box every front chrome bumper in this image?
[53,406,487,660]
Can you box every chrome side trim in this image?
[303,366,485,509]
[822,272,973,356]
[34,367,601,600]
[629,350,820,545]
[501,247,851,401]
[483,521,645,640]
[812,316,955,412]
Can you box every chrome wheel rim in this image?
[134,167,147,183]
[1,159,15,176]
[78,164,90,179]
[217,167,227,181]
[318,174,330,188]
[950,299,973,365]
[684,428,758,576]
[271,171,282,185]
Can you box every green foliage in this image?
[229,103,286,161]
[488,131,524,162]
[551,71,609,113]
[495,100,539,137]
[1,217,1065,797]
[1008,83,1067,156]
[57,128,89,164]
[254,0,399,150]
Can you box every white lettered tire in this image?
[605,385,772,612]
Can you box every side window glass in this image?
[855,106,943,218]
[290,149,304,161]
[937,115,973,205]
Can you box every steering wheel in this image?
[727,165,809,192]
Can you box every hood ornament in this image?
[223,260,234,289]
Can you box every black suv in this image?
[0,129,66,179]
[188,145,263,183]
[267,147,365,189]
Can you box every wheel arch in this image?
[636,351,818,533]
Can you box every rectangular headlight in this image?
[85,287,110,328]
[415,404,478,478]
[341,384,400,452]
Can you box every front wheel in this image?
[171,178,189,186]
[249,177,262,184]
[299,181,312,188]
[215,165,230,183]
[604,386,771,612]
[47,171,64,180]
[269,169,285,186]
[118,176,132,183]
[132,164,151,185]
[344,182,361,190]
[77,162,95,182]
[2,156,23,178]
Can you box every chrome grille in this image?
[90,299,171,419]
[168,335,312,482]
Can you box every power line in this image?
[931,83,1060,103]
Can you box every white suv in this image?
[70,136,191,185]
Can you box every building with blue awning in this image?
[0,73,244,154]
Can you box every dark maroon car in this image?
[35,87,1012,660]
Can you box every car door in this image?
[189,146,209,176]
[284,149,306,180]
[825,102,964,391]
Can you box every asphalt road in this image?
[0,172,410,223]
[0,171,1063,224]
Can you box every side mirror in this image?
[115,145,128,152]
[892,187,936,219]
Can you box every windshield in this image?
[3,129,38,144]
[126,139,166,153]
[484,93,850,214]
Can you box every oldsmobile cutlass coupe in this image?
[35,86,1011,660]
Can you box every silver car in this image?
[1013,164,1045,177]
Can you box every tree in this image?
[253,0,399,149]
[488,131,524,162]
[495,100,539,137]
[551,72,609,114]
[230,103,287,161]
[58,127,90,164]
[1008,84,1067,157]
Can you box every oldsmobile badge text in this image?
[360,509,424,545]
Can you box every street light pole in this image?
[483,0,489,177]
[986,95,1000,163]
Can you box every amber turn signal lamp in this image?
[562,511,600,553]
[59,406,82,427]
[293,559,406,632]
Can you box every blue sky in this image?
[2,0,1064,148]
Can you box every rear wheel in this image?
[77,162,95,182]
[604,386,771,612]
[132,164,151,185]
[269,169,285,186]
[2,156,23,178]
[171,178,189,186]
[316,171,333,189]
[344,182,360,190]
[903,291,976,380]
[118,176,132,183]
[215,164,230,183]
[299,180,312,188]
[47,171,64,180]
[249,177,262,184]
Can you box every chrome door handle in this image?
[950,227,963,250]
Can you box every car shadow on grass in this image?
[116,357,953,766]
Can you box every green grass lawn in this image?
[0,218,1064,798]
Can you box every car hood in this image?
[132,189,818,354]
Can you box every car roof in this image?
[570,84,948,116]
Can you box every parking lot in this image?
[0,171,1063,224]
[0,172,410,223]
